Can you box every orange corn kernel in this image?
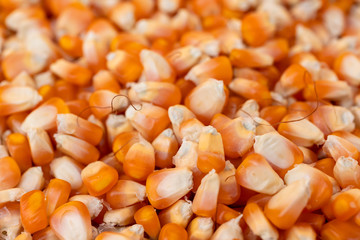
[5,133,32,172]
[109,2,136,31]
[14,232,32,240]
[284,164,333,211]
[243,202,279,240]
[185,79,227,124]
[32,227,59,240]
[17,167,45,192]
[21,97,69,132]
[284,223,316,240]
[333,52,360,86]
[54,134,100,165]
[82,32,108,73]
[45,179,71,216]
[197,126,225,173]
[50,156,83,190]
[50,201,92,240]
[81,161,118,197]
[175,78,196,100]
[260,105,287,126]
[123,139,155,181]
[106,114,134,145]
[218,161,241,205]
[241,12,275,47]
[50,59,92,86]
[88,90,125,120]
[264,179,311,230]
[230,48,274,68]
[0,156,21,191]
[93,70,121,93]
[26,128,54,166]
[0,85,42,116]
[112,131,141,163]
[192,170,220,218]
[168,104,196,141]
[6,112,27,134]
[1,51,39,80]
[321,219,360,240]
[187,217,214,240]
[236,153,284,195]
[278,113,325,147]
[158,199,193,228]
[303,79,352,103]
[106,180,146,209]
[140,49,176,83]
[257,38,289,62]
[184,56,233,85]
[216,203,241,225]
[330,188,360,221]
[233,68,268,86]
[20,190,48,234]
[314,157,335,178]
[110,33,149,52]
[211,215,243,240]
[106,50,143,84]
[146,168,193,209]
[254,132,304,177]
[229,78,271,107]
[69,195,103,220]
[57,113,103,146]
[38,85,56,102]
[125,102,170,142]
[323,135,359,161]
[332,130,360,152]
[128,82,181,109]
[134,205,161,239]
[152,128,178,168]
[211,114,255,158]
[159,223,188,240]
[54,80,77,102]
[277,64,311,97]
[59,35,83,58]
[333,156,360,188]
[309,105,355,136]
[178,117,204,142]
[166,46,202,76]
[179,31,218,56]
[103,203,143,226]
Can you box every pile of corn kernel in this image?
[1,0,360,239]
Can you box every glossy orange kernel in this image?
[20,190,48,234]
[321,219,360,240]
[333,51,360,86]
[57,113,103,146]
[152,128,178,168]
[187,217,214,240]
[241,12,275,47]
[59,35,83,58]
[158,199,193,228]
[197,126,225,173]
[0,85,42,116]
[44,179,71,216]
[112,131,141,163]
[5,133,32,172]
[159,223,188,240]
[185,78,227,124]
[106,180,146,209]
[230,48,274,68]
[26,128,54,166]
[243,202,279,240]
[277,64,310,97]
[50,201,92,240]
[236,153,285,195]
[333,156,360,188]
[285,164,333,211]
[54,134,100,165]
[128,81,182,109]
[106,50,143,85]
[134,205,161,239]
[264,179,311,230]
[125,102,170,142]
[93,70,121,93]
[185,56,233,85]
[81,161,118,197]
[166,46,202,76]
[21,97,70,132]
[192,169,220,218]
[218,161,241,205]
[0,156,21,191]
[50,59,92,86]
[146,168,193,209]
[215,203,241,225]
[253,132,304,177]
[323,135,359,161]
